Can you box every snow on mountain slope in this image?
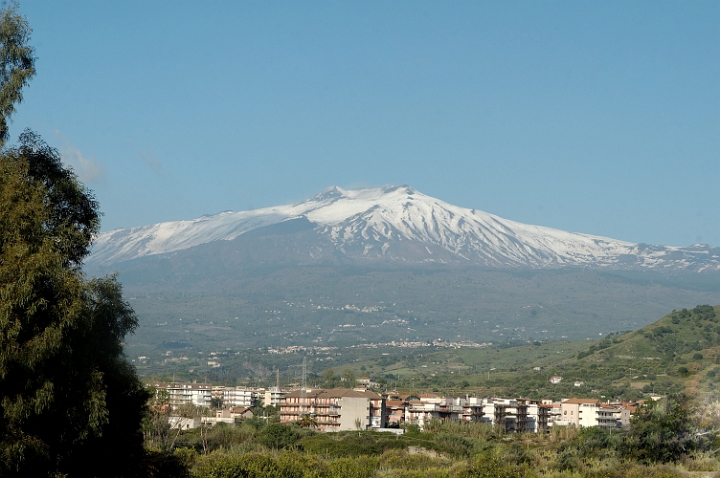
[88,185,720,271]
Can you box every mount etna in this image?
[85,186,720,356]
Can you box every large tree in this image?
[0,6,163,478]
[0,3,34,147]
[0,132,150,476]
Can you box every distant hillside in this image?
[112,265,720,354]
[577,305,719,364]
[316,305,720,402]
[572,304,720,396]
[136,305,720,404]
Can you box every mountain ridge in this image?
[89,185,720,272]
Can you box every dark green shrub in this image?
[433,433,476,457]
[257,424,300,450]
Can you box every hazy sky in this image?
[10,1,719,247]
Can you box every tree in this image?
[0,131,153,477]
[298,413,318,429]
[0,3,35,147]
[341,368,356,386]
[625,394,711,463]
[0,6,156,475]
[143,387,172,451]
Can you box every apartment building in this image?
[560,398,619,429]
[264,386,288,407]
[165,383,212,409]
[213,386,256,408]
[406,400,443,426]
[279,387,386,432]
[516,398,549,433]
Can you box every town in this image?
[149,380,641,434]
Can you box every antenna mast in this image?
[301,357,307,415]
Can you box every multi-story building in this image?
[406,400,443,426]
[560,398,619,429]
[385,399,408,425]
[264,386,288,407]
[280,387,386,432]
[164,383,212,409]
[540,403,560,430]
[479,397,519,432]
[214,386,256,408]
[516,398,549,433]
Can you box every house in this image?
[406,400,442,426]
[216,407,254,420]
[168,415,234,429]
[357,377,380,389]
[607,401,638,428]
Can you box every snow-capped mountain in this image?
[88,185,720,271]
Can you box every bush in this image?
[257,424,301,450]
[327,457,378,478]
[433,433,476,457]
[462,449,537,478]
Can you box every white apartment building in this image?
[165,383,212,409]
[213,386,256,408]
[480,397,518,432]
[559,399,619,429]
[406,401,443,426]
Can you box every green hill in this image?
[316,305,720,402]
[573,304,720,395]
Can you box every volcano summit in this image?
[90,185,718,272]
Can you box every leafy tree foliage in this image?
[297,413,318,429]
[625,394,711,463]
[0,6,158,475]
[0,3,34,146]
[0,132,151,476]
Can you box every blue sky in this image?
[9,1,719,246]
